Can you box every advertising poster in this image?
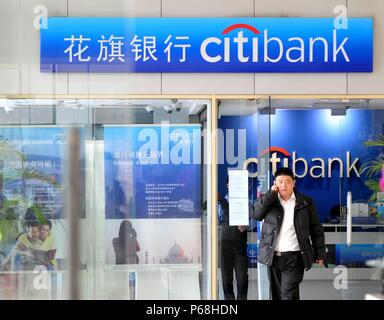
[104,125,202,265]
[0,126,85,272]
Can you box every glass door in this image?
[268,97,384,300]
[337,99,384,299]
[216,97,271,300]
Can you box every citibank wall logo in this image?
[201,23,350,64]
[40,17,373,73]
[243,146,360,179]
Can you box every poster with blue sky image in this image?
[0,126,85,269]
[0,126,85,220]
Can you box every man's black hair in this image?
[274,167,295,180]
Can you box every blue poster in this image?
[104,125,201,219]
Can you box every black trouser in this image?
[221,239,248,300]
[268,251,305,300]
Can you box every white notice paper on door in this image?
[229,198,249,226]
[228,170,249,226]
[228,170,248,198]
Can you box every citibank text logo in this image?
[243,146,360,179]
[201,23,350,64]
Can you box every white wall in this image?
[0,0,68,95]
[348,0,384,94]
[0,0,382,95]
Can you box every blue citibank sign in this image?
[40,17,373,73]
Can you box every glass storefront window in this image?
[0,98,212,300]
[1,96,383,300]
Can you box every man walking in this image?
[251,167,326,300]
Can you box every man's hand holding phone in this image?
[271,181,279,193]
